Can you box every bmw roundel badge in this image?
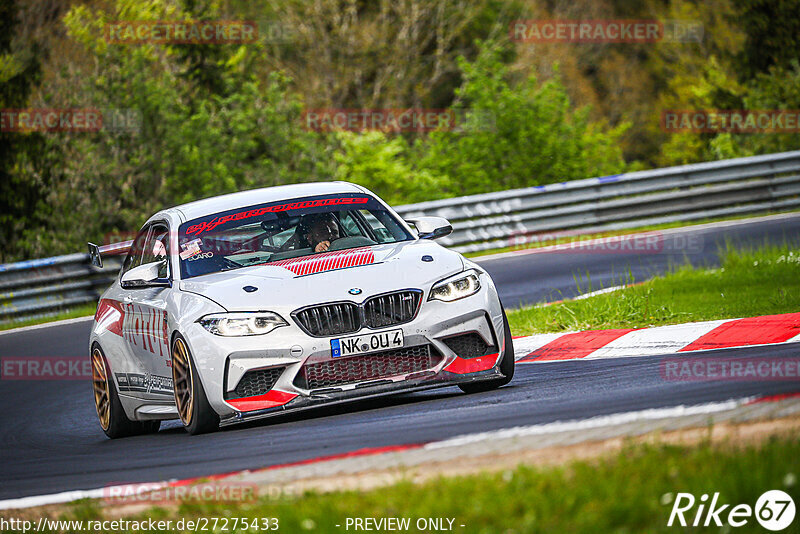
[348,288,363,295]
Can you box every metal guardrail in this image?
[394,150,800,253]
[1,151,799,324]
[0,248,126,323]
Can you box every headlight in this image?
[429,269,482,302]
[198,312,287,336]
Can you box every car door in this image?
[120,222,175,401]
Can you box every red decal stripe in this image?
[226,389,298,412]
[519,328,636,362]
[145,308,155,354]
[746,392,800,405]
[679,312,800,352]
[271,247,375,276]
[444,353,500,374]
[95,299,125,337]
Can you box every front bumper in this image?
[183,281,507,424]
[220,362,506,427]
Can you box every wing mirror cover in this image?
[406,217,453,240]
[120,260,170,289]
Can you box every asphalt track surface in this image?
[1,215,799,500]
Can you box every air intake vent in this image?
[295,345,441,390]
[226,366,284,400]
[443,333,494,359]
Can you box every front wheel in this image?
[171,334,219,435]
[91,345,160,439]
[458,309,515,394]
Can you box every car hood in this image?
[179,240,464,311]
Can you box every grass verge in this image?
[22,433,799,533]
[0,303,96,332]
[507,243,800,335]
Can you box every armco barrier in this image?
[1,151,799,323]
[394,150,800,253]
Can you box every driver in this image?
[302,212,340,253]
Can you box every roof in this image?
[165,181,367,222]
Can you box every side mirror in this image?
[88,242,103,268]
[406,217,453,240]
[121,260,170,289]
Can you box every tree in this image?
[0,0,53,263]
[733,0,800,79]
[415,43,628,196]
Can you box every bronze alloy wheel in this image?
[172,337,194,426]
[91,348,111,431]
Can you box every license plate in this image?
[331,329,404,358]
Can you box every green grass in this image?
[0,303,96,332]
[507,244,800,335]
[464,209,799,259]
[28,434,799,533]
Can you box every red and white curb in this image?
[513,312,800,363]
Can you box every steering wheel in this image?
[279,232,302,252]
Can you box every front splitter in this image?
[219,367,506,427]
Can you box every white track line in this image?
[0,487,107,511]
[571,285,627,300]
[0,481,172,512]
[0,315,93,336]
[423,398,752,450]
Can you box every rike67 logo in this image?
[667,490,795,530]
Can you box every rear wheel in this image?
[91,345,160,439]
[458,309,515,394]
[172,334,219,435]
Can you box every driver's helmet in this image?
[298,212,338,247]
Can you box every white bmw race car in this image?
[88,182,514,437]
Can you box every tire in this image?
[91,345,160,439]
[458,309,515,394]
[171,334,219,435]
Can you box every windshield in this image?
[178,193,413,278]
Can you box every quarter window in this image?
[140,224,170,279]
[121,227,150,275]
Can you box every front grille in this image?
[295,345,441,390]
[293,290,422,337]
[294,302,360,337]
[443,333,494,359]
[364,290,421,328]
[227,366,284,399]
